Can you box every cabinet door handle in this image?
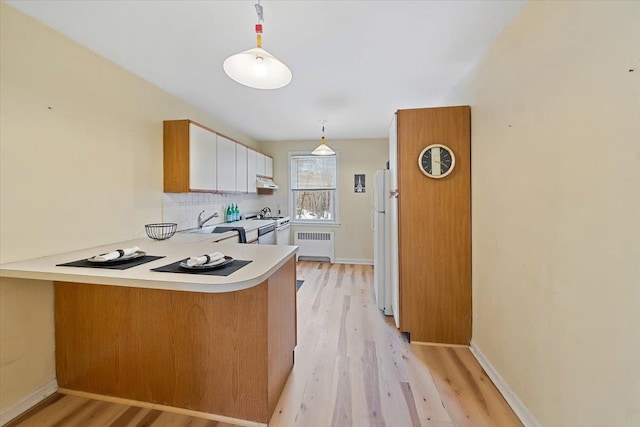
[389,190,399,198]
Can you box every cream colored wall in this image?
[444,1,640,426]
[261,138,388,262]
[0,3,258,413]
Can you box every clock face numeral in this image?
[418,144,456,178]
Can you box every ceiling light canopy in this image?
[312,120,335,156]
[223,1,292,90]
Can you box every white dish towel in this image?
[187,252,225,267]
[93,246,140,262]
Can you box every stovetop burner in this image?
[244,212,290,226]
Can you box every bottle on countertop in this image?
[235,204,241,221]
[225,205,232,223]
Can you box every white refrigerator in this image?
[373,169,393,316]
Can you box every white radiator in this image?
[294,231,335,263]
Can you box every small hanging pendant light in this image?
[223,1,292,90]
[312,120,335,156]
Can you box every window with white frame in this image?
[290,153,338,224]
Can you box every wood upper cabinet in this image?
[216,135,237,193]
[395,106,471,345]
[164,120,217,192]
[247,149,258,193]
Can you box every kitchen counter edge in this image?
[0,233,298,294]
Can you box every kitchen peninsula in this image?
[0,233,298,425]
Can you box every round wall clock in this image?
[418,144,456,178]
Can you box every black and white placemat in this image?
[56,256,165,270]
[151,259,252,276]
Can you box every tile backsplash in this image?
[163,193,288,230]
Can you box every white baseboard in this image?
[0,379,58,425]
[334,258,373,265]
[469,341,540,427]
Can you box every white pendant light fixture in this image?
[312,120,335,156]
[223,1,292,90]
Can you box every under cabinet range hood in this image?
[256,176,279,189]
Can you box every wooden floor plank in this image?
[69,400,129,426]
[107,406,144,427]
[394,330,453,422]
[329,356,352,427]
[10,395,90,427]
[399,382,422,427]
[3,393,65,427]
[362,341,385,427]
[413,345,524,427]
[9,262,521,427]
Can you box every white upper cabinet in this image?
[189,123,217,191]
[216,135,236,192]
[265,156,273,178]
[164,119,273,194]
[236,144,248,193]
[256,152,266,176]
[247,148,257,193]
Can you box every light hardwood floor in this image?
[7,262,522,427]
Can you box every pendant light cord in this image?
[321,120,326,144]
[255,1,263,48]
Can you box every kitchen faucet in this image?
[197,210,219,228]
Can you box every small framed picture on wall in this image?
[354,174,365,193]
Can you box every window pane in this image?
[294,190,334,220]
[291,156,336,189]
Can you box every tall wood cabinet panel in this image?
[163,120,217,192]
[396,106,471,345]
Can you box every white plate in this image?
[179,256,234,270]
[87,251,146,264]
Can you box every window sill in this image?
[291,221,341,227]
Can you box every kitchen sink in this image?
[184,226,217,234]
[185,225,245,235]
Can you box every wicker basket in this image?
[145,223,177,240]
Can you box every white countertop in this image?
[0,232,298,294]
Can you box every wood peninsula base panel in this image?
[54,258,296,424]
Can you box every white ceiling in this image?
[6,0,527,141]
